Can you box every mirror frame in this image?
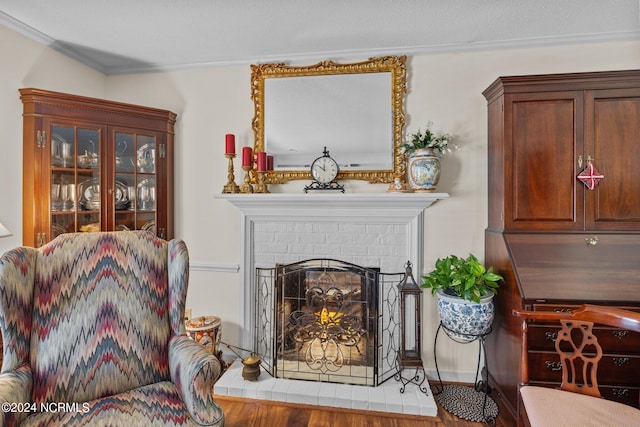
[251,56,407,184]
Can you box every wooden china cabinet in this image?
[483,70,640,418]
[20,88,176,247]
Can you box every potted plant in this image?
[402,122,453,192]
[421,254,503,342]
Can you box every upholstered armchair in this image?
[0,231,224,426]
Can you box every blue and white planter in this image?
[436,289,495,343]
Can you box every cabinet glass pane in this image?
[50,177,76,212]
[51,126,75,168]
[113,132,157,234]
[77,128,100,169]
[50,126,100,239]
[115,133,135,172]
[136,135,155,174]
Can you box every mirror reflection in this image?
[265,73,392,170]
[251,56,407,184]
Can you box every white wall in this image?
[0,24,106,252]
[2,21,640,380]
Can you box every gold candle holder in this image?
[222,153,240,194]
[239,165,254,193]
[255,171,270,193]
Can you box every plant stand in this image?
[432,323,499,425]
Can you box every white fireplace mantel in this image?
[215,192,448,212]
[215,192,448,349]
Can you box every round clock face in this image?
[311,156,339,184]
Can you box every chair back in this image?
[30,231,171,404]
[513,304,640,397]
[555,319,602,397]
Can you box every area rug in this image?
[435,384,499,423]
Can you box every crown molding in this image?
[2,9,638,75]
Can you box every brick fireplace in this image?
[214,192,447,415]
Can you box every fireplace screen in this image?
[255,259,403,386]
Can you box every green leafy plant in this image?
[421,254,503,303]
[402,121,453,155]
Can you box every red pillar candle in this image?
[242,146,253,167]
[225,134,235,154]
[267,155,274,171]
[256,151,267,171]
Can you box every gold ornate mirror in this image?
[251,56,407,184]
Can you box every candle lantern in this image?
[398,261,423,367]
[395,260,427,394]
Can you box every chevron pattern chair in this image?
[0,231,224,426]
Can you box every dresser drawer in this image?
[601,385,640,408]
[528,324,640,353]
[531,303,640,314]
[528,351,640,386]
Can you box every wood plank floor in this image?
[215,386,516,427]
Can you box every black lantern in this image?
[395,260,427,394]
[398,260,423,367]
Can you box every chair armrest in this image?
[169,335,224,426]
[0,364,34,426]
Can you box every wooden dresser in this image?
[483,70,640,418]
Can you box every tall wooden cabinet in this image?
[21,88,177,247]
[483,70,640,418]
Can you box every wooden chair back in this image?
[513,304,640,396]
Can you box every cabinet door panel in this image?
[110,128,166,238]
[506,92,584,230]
[587,89,640,230]
[47,121,105,240]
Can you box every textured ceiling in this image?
[1,0,639,74]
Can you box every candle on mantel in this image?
[242,146,253,167]
[267,155,274,171]
[256,151,267,172]
[225,134,235,154]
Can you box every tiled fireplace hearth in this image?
[214,192,448,416]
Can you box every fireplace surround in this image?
[215,193,448,415]
[216,193,448,351]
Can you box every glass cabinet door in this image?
[113,131,158,235]
[49,124,102,241]
[22,88,175,247]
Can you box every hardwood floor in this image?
[215,387,516,427]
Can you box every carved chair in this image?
[0,231,224,426]
[513,304,640,427]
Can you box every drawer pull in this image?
[585,236,599,246]
[545,361,562,371]
[612,330,630,340]
[612,357,630,367]
[544,332,558,342]
[612,388,630,398]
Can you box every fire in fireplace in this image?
[255,259,404,386]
